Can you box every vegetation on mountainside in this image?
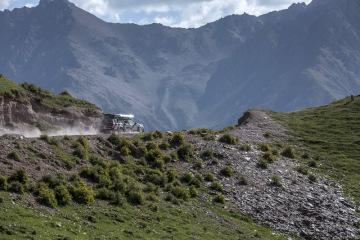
[0,75,98,111]
[270,95,360,203]
[0,132,288,240]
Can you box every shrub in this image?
[8,181,25,194]
[177,143,193,162]
[219,134,238,145]
[220,166,233,177]
[169,132,185,147]
[7,151,20,161]
[120,146,131,156]
[37,184,58,208]
[152,131,163,139]
[239,144,251,152]
[78,137,89,149]
[145,149,165,169]
[112,178,127,192]
[71,181,95,205]
[111,192,126,206]
[9,169,28,185]
[146,142,158,151]
[201,149,214,160]
[55,185,72,206]
[166,169,177,183]
[181,172,194,184]
[193,160,203,169]
[281,146,295,159]
[42,174,66,188]
[308,160,318,168]
[259,144,271,152]
[189,186,198,198]
[257,159,268,169]
[296,166,308,175]
[204,173,215,182]
[171,186,189,201]
[127,190,145,205]
[262,152,277,163]
[213,194,225,204]
[308,174,317,183]
[145,170,166,186]
[210,182,223,192]
[73,143,89,160]
[238,176,248,186]
[302,153,310,159]
[40,135,50,143]
[159,142,171,151]
[0,176,8,191]
[270,175,282,187]
[96,188,116,201]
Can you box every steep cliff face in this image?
[0,76,103,136]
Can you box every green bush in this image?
[7,151,21,161]
[8,181,25,194]
[181,172,194,184]
[159,142,171,151]
[127,190,145,205]
[145,170,166,186]
[213,194,225,204]
[96,188,116,201]
[0,176,8,191]
[193,160,203,169]
[111,178,127,192]
[296,166,308,175]
[270,175,282,187]
[145,149,165,169]
[239,144,251,152]
[54,185,72,206]
[171,186,189,201]
[238,176,248,186]
[189,186,198,198]
[204,173,215,182]
[201,149,214,160]
[152,131,163,139]
[169,132,185,147]
[78,137,89,149]
[111,192,126,206]
[177,143,193,162]
[108,133,122,145]
[146,142,158,151]
[219,134,238,145]
[281,146,295,159]
[73,143,89,160]
[220,166,233,177]
[259,144,271,152]
[308,174,317,183]
[71,181,95,205]
[120,146,131,156]
[262,152,277,163]
[210,182,223,192]
[166,169,177,183]
[37,184,58,208]
[308,160,318,168]
[9,169,28,185]
[257,159,268,169]
[42,174,66,188]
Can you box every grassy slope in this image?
[269,96,360,203]
[0,192,286,240]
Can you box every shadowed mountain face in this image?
[0,0,359,130]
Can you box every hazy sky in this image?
[0,0,312,28]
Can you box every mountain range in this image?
[0,0,359,130]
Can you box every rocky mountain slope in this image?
[0,75,102,137]
[0,0,359,130]
[0,83,358,239]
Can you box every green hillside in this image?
[270,95,360,203]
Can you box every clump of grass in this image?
[189,186,198,198]
[169,132,185,147]
[54,185,72,206]
[238,176,248,186]
[281,146,295,159]
[308,174,317,183]
[7,151,20,161]
[193,160,203,169]
[270,175,282,187]
[219,134,238,145]
[70,181,95,205]
[210,182,223,192]
[200,149,214,160]
[308,160,318,168]
[145,149,165,169]
[0,175,8,190]
[159,141,171,150]
[177,143,193,162]
[296,166,308,175]
[204,173,215,182]
[262,152,277,163]
[257,159,268,169]
[8,182,25,194]
[239,144,251,152]
[213,194,225,204]
[220,166,233,177]
[171,186,189,201]
[37,184,58,208]
[259,144,271,152]
[9,169,28,186]
[127,190,145,205]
